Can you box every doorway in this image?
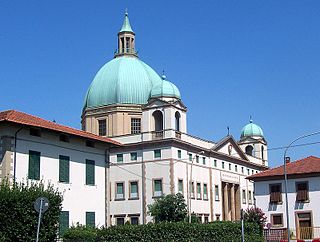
[296,212,313,240]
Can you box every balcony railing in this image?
[114,48,138,57]
[264,227,320,241]
[152,131,163,140]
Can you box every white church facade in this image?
[0,12,269,229]
[81,12,269,226]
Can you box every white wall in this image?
[254,176,320,229]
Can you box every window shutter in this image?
[86,212,95,227]
[59,211,69,236]
[59,155,70,183]
[86,160,95,185]
[29,151,40,180]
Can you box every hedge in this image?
[63,221,264,242]
[0,179,63,241]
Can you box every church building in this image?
[81,12,269,226]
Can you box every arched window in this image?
[261,146,264,160]
[245,145,253,156]
[152,110,163,131]
[175,112,181,131]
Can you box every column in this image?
[230,184,235,221]
[223,183,229,221]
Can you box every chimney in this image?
[285,157,290,163]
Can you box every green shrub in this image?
[63,221,263,242]
[0,179,63,241]
[63,224,98,242]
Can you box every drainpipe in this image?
[13,126,24,185]
[105,147,110,227]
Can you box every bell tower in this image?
[115,10,137,57]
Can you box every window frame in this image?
[296,181,309,202]
[271,213,283,227]
[86,211,95,227]
[131,118,141,134]
[115,182,125,200]
[178,179,184,194]
[178,150,182,159]
[153,178,163,198]
[196,182,202,200]
[154,149,161,159]
[98,119,107,136]
[242,189,247,204]
[85,159,95,185]
[59,155,70,183]
[28,150,41,180]
[203,183,208,200]
[215,185,220,201]
[117,154,124,163]
[269,183,282,204]
[129,180,139,200]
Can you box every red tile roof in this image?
[247,156,320,181]
[0,110,121,146]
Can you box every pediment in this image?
[213,136,249,161]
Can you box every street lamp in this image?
[188,150,204,223]
[283,131,320,242]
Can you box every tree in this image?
[243,207,267,232]
[0,179,63,241]
[147,193,187,222]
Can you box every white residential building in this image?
[0,110,120,232]
[247,156,320,240]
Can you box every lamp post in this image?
[188,150,204,223]
[283,131,320,242]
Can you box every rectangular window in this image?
[178,179,183,193]
[214,159,217,167]
[196,155,199,163]
[252,169,254,175]
[215,185,219,201]
[270,184,282,203]
[86,212,95,227]
[28,150,40,180]
[296,181,309,202]
[242,189,247,204]
[86,159,95,185]
[117,154,123,163]
[116,217,125,226]
[30,128,41,137]
[248,191,252,204]
[189,153,192,161]
[202,157,206,165]
[116,182,125,200]
[59,211,69,236]
[59,155,70,183]
[130,152,137,161]
[204,216,209,223]
[178,150,182,159]
[59,134,69,142]
[131,217,139,225]
[190,181,195,198]
[241,167,244,174]
[131,118,141,134]
[98,119,106,136]
[197,182,201,199]
[229,163,232,171]
[130,181,138,199]
[247,168,250,175]
[235,165,238,172]
[153,179,163,197]
[271,214,283,227]
[222,162,225,169]
[203,183,208,200]
[86,140,95,148]
[215,214,220,221]
[154,149,161,159]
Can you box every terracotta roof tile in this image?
[0,110,122,146]
[247,156,320,180]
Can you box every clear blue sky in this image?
[1,1,320,167]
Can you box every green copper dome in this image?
[83,56,163,109]
[241,119,264,138]
[150,75,181,99]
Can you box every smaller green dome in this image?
[150,75,181,99]
[241,119,264,138]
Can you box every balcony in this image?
[114,48,138,57]
[152,131,163,140]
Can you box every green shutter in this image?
[86,160,95,185]
[130,152,137,161]
[154,150,161,158]
[189,154,192,161]
[155,180,162,192]
[178,150,182,159]
[131,182,137,193]
[117,154,123,163]
[28,150,40,180]
[117,183,123,194]
[59,211,69,236]
[59,155,70,183]
[86,212,95,227]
